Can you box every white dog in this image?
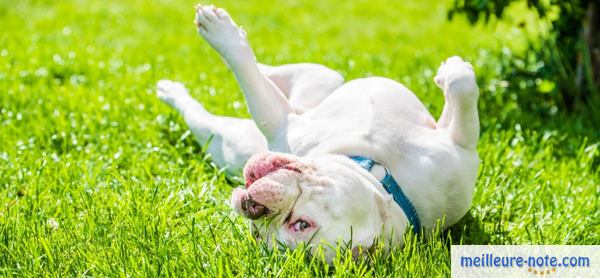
[157,5,480,260]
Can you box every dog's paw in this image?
[194,5,250,59]
[434,56,475,89]
[156,79,189,107]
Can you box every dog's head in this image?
[231,151,397,259]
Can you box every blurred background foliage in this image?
[450,0,600,136]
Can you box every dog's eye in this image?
[292,220,310,232]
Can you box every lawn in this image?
[1,0,598,276]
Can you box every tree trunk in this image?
[583,1,600,93]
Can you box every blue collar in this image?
[349,156,421,234]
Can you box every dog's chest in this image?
[276,111,374,156]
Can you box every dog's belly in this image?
[274,77,479,228]
[277,77,435,157]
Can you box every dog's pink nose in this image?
[241,197,269,219]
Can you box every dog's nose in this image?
[241,197,269,219]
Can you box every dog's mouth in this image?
[244,153,302,188]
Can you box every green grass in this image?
[1,0,598,276]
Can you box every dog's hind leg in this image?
[258,63,344,113]
[434,57,480,150]
[157,80,267,175]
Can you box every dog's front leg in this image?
[434,57,480,150]
[194,5,292,143]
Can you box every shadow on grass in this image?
[444,212,494,245]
